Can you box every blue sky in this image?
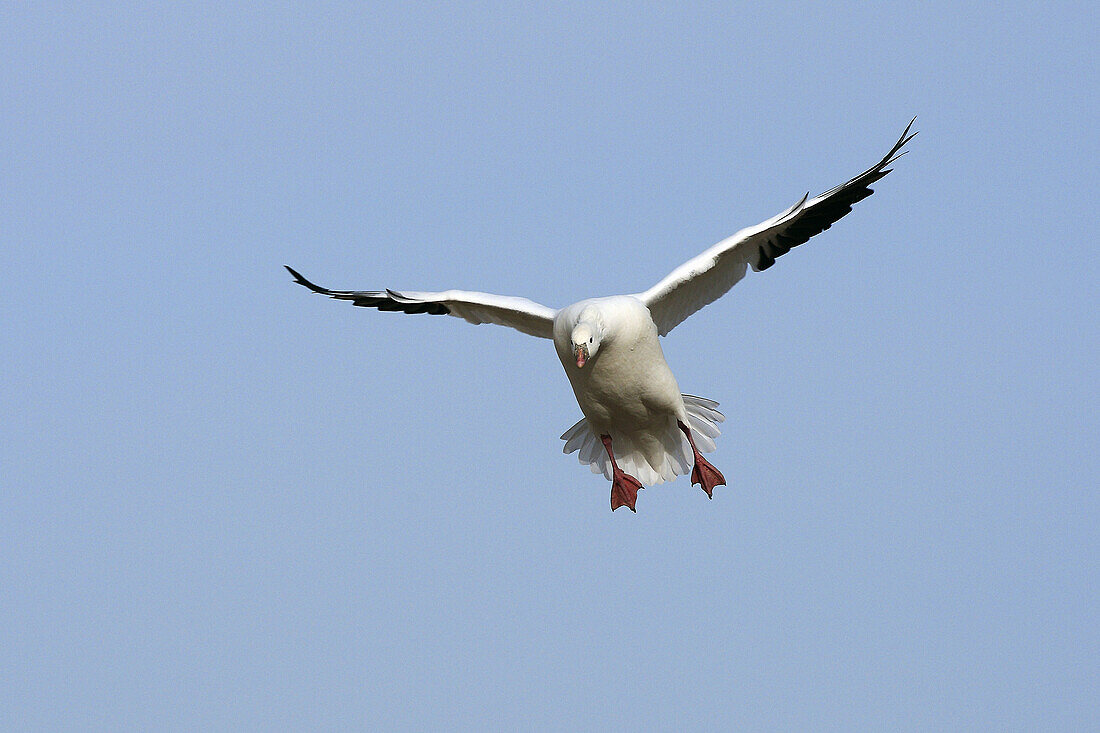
[2,2,1097,729]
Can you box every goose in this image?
[287,120,916,511]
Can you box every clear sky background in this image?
[2,2,1097,730]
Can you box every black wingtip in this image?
[898,117,919,148]
[284,265,330,295]
[867,118,919,174]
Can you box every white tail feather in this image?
[559,394,725,485]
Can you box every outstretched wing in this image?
[285,266,557,339]
[638,119,917,336]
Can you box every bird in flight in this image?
[287,120,916,512]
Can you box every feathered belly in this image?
[567,339,684,435]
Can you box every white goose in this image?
[288,120,915,511]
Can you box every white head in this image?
[570,321,601,368]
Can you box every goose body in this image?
[287,120,916,511]
[553,296,704,488]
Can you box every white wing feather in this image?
[286,266,556,339]
[638,120,916,335]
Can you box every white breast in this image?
[553,296,685,436]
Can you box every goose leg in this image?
[677,420,726,498]
[601,434,644,512]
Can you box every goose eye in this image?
[589,337,593,344]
